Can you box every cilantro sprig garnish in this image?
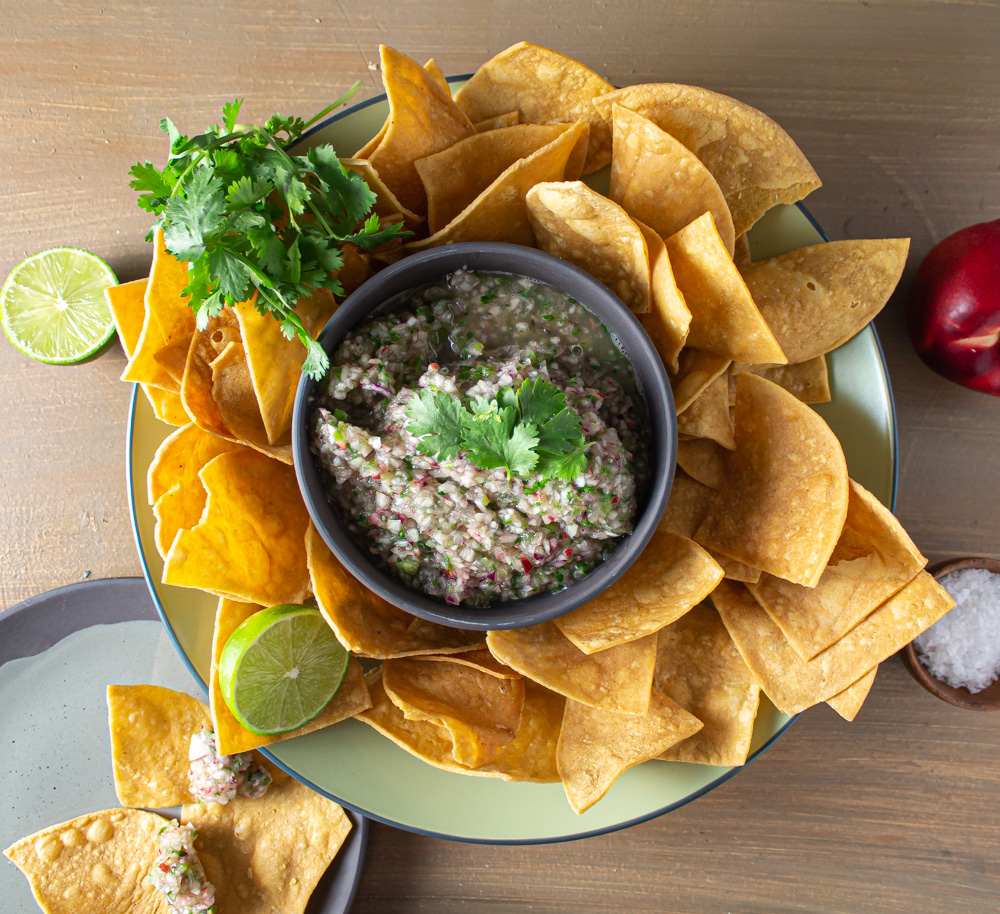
[406,378,590,482]
[129,87,407,379]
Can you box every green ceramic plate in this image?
[127,80,897,843]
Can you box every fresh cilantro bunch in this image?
[406,378,590,482]
[128,86,406,378]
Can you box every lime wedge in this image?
[1,247,118,365]
[219,605,350,736]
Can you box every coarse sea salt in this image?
[914,567,1000,692]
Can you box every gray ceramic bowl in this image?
[292,243,676,630]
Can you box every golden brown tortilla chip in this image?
[740,239,910,363]
[675,373,735,449]
[145,386,190,426]
[670,349,731,415]
[418,125,585,235]
[406,121,588,252]
[383,656,525,768]
[712,575,954,714]
[655,603,761,766]
[162,449,311,605]
[486,623,656,713]
[341,159,422,228]
[666,212,786,364]
[736,356,832,404]
[658,469,716,538]
[708,549,762,583]
[454,40,615,173]
[306,521,483,658]
[826,667,877,721]
[676,437,728,490]
[147,422,245,504]
[610,104,735,254]
[4,808,171,914]
[107,684,209,808]
[182,767,351,914]
[594,83,822,235]
[423,57,450,96]
[747,479,926,660]
[475,110,521,131]
[210,597,371,756]
[554,530,723,653]
[180,308,241,439]
[695,373,848,587]
[733,232,752,267]
[414,648,520,678]
[557,689,702,814]
[209,340,273,447]
[635,220,692,370]
[368,44,477,215]
[152,332,193,385]
[527,180,651,313]
[121,228,195,390]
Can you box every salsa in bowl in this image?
[292,243,676,630]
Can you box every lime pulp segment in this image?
[1,247,118,364]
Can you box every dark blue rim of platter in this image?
[125,77,900,844]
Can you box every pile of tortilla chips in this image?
[4,684,351,914]
[117,42,954,816]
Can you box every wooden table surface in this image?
[2,1,998,910]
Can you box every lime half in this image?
[1,247,118,364]
[219,605,350,736]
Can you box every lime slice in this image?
[1,247,118,365]
[219,605,350,735]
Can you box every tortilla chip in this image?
[411,648,519,678]
[658,470,716,538]
[709,550,762,583]
[306,522,483,658]
[635,220,691,371]
[162,449,311,606]
[121,228,194,390]
[737,356,831,404]
[554,530,723,653]
[180,308,241,439]
[147,421,245,505]
[666,212,786,364]
[475,110,521,131]
[152,332,192,385]
[733,232,752,267]
[4,808,171,914]
[594,83,822,235]
[675,373,735,449]
[695,373,848,587]
[383,656,525,768]
[454,40,615,173]
[826,666,877,721]
[557,689,702,814]
[740,239,910,363]
[367,45,477,215]
[610,104,735,255]
[423,57,450,96]
[669,349,731,413]
[527,181,651,313]
[747,479,926,660]
[145,387,189,425]
[676,437,728,490]
[486,623,656,713]
[406,121,588,251]
[210,598,371,755]
[418,125,586,235]
[106,684,209,808]
[182,767,351,914]
[655,603,761,766]
[713,574,954,714]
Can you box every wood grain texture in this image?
[1,0,998,910]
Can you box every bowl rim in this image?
[292,242,676,631]
[902,557,1000,711]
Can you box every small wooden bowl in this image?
[902,557,1000,711]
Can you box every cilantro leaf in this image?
[517,378,565,428]
[128,162,174,212]
[163,168,227,261]
[535,408,584,458]
[406,389,466,460]
[538,447,590,483]
[222,98,243,134]
[464,413,539,479]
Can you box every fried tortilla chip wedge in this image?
[454,40,615,173]
[383,656,525,768]
[610,104,735,255]
[635,220,692,370]
[709,550,762,584]
[527,181,651,313]
[669,348,731,413]
[826,666,877,721]
[162,449,311,605]
[695,373,848,587]
[107,684,210,808]
[180,308,241,439]
[740,239,910,363]
[736,357,831,404]
[554,530,723,654]
[368,45,477,215]
[341,158,422,227]
[306,522,483,658]
[713,575,954,714]
[676,437,728,490]
[475,110,521,131]
[666,212,786,364]
[121,228,194,390]
[594,83,822,235]
[182,767,352,914]
[658,469,716,538]
[655,603,761,767]
[557,690,702,814]
[419,125,586,235]
[210,597,371,756]
[4,808,171,914]
[406,122,588,252]
[486,623,656,713]
[145,386,189,426]
[747,479,927,660]
[675,373,735,449]
[147,420,244,505]
[423,57,451,96]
